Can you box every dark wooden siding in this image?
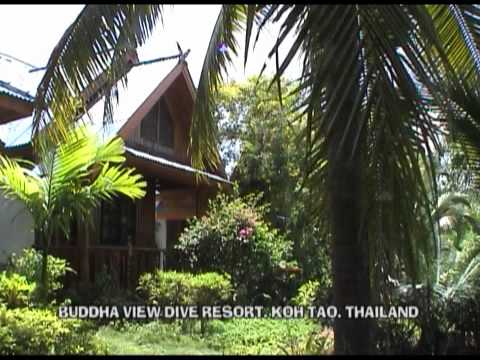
[135,178,156,248]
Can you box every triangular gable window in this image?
[140,97,174,149]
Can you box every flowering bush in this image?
[175,192,296,305]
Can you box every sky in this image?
[0,5,302,176]
[0,5,301,95]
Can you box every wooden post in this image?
[127,241,133,288]
[80,221,90,285]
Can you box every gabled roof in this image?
[86,60,194,142]
[0,60,188,147]
[0,59,229,186]
[117,62,193,139]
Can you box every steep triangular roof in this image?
[116,61,193,139]
[0,59,185,147]
[0,59,229,186]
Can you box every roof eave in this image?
[124,146,231,188]
[0,93,34,124]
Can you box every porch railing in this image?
[50,245,165,289]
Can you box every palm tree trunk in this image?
[326,10,372,352]
[80,221,90,285]
[329,156,371,354]
[40,232,50,304]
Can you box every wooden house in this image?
[0,80,36,263]
[0,59,230,288]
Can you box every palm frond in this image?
[193,4,480,295]
[425,5,480,85]
[33,5,163,144]
[434,192,472,220]
[244,5,260,67]
[445,254,480,298]
[424,5,480,189]
[0,155,41,203]
[90,164,146,200]
[1,123,146,240]
[190,4,247,171]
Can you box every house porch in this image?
[48,152,228,290]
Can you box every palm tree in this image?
[429,192,480,286]
[27,4,480,354]
[191,5,480,353]
[434,192,480,249]
[32,5,164,142]
[0,125,146,302]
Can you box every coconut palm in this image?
[32,5,164,142]
[434,192,480,250]
[430,191,480,286]
[28,4,480,354]
[191,5,480,353]
[0,125,146,302]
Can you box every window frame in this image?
[140,97,175,150]
[99,196,137,247]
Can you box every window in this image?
[140,106,157,143]
[100,196,136,246]
[158,98,174,148]
[140,98,174,149]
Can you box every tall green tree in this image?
[215,77,303,226]
[29,4,480,354]
[214,77,330,283]
[0,126,146,302]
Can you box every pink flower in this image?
[238,227,254,242]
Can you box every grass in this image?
[95,318,333,355]
[95,321,219,355]
[205,318,332,355]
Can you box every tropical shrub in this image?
[0,272,35,308]
[439,231,480,290]
[190,273,234,306]
[291,280,320,307]
[377,283,480,354]
[137,270,233,306]
[442,294,480,353]
[215,78,332,286]
[374,318,421,354]
[7,248,74,301]
[204,318,331,355]
[291,279,332,308]
[137,271,192,305]
[0,304,108,355]
[73,265,141,308]
[175,192,297,305]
